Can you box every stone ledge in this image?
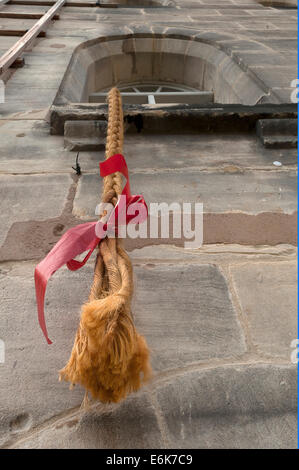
[256,118,298,148]
[50,103,297,135]
[64,119,107,151]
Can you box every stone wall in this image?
[0,0,297,449]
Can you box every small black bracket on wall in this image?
[72,152,82,175]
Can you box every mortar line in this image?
[218,262,256,354]
[146,390,172,449]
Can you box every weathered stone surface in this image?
[77,133,298,172]
[232,50,296,69]
[9,363,297,449]
[256,118,297,136]
[259,39,298,52]
[123,133,297,169]
[0,258,246,446]
[50,103,297,135]
[64,120,108,138]
[0,263,92,447]
[0,36,18,56]
[0,87,58,118]
[129,243,297,263]
[220,39,270,53]
[0,0,297,451]
[133,263,246,370]
[260,0,297,6]
[0,17,38,33]
[261,136,297,149]
[64,120,107,151]
[250,66,297,90]
[91,142,283,175]
[0,58,65,117]
[230,261,297,359]
[64,138,105,152]
[0,173,72,247]
[0,120,76,173]
[272,87,297,104]
[12,392,164,449]
[256,119,297,148]
[73,170,297,218]
[0,34,86,118]
[154,364,297,449]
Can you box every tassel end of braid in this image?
[59,295,151,404]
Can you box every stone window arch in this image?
[55,33,269,107]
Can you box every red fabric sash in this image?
[34,154,147,344]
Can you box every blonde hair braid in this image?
[59,88,151,404]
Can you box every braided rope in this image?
[59,88,151,404]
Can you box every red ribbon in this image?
[34,154,147,344]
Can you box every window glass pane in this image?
[90,82,213,105]
[121,87,136,92]
[160,86,182,92]
[134,85,158,92]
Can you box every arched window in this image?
[89,82,213,104]
[56,34,268,106]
